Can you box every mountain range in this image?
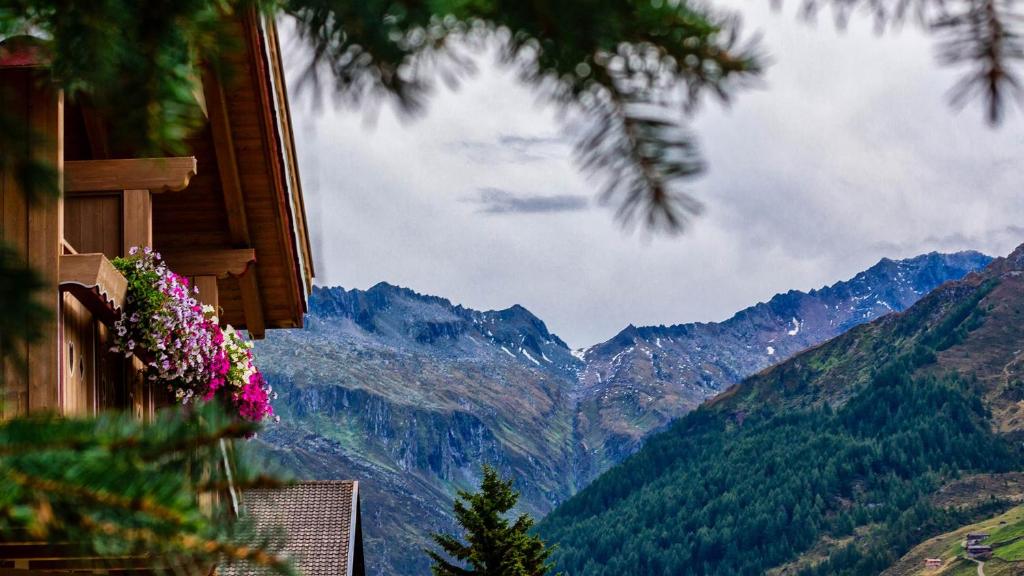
[251,250,991,575]
[539,245,1024,574]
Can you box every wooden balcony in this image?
[58,253,127,326]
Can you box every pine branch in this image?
[794,0,1024,123]
[0,414,255,458]
[195,474,285,493]
[935,0,1024,123]
[6,469,188,526]
[81,515,296,576]
[1,404,293,575]
[285,0,763,233]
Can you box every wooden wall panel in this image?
[95,323,125,411]
[61,293,95,416]
[64,194,121,257]
[152,131,232,252]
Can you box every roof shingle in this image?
[222,480,363,576]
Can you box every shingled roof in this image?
[224,480,365,576]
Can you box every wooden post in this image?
[122,189,152,254]
[194,275,219,311]
[121,189,153,420]
[128,356,148,421]
[194,274,220,516]
[26,79,62,413]
[0,69,30,417]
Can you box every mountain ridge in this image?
[253,249,992,575]
[539,243,1024,576]
[572,250,992,475]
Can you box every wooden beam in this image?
[1,69,32,417]
[162,248,255,279]
[64,157,196,193]
[203,67,265,338]
[263,16,315,291]
[244,12,305,327]
[7,556,157,571]
[0,569,160,576]
[0,541,82,558]
[203,70,249,245]
[237,271,265,339]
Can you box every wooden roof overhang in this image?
[151,11,313,338]
[2,10,314,340]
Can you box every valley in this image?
[252,251,988,575]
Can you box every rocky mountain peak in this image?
[984,242,1024,275]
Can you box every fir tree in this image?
[428,466,557,576]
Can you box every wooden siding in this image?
[61,292,95,416]
[64,194,121,257]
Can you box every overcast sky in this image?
[281,2,1024,349]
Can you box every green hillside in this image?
[538,245,1024,575]
[885,500,1024,575]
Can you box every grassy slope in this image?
[884,504,1024,575]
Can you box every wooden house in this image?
[0,9,312,421]
[0,8,365,575]
[966,544,993,559]
[966,532,990,545]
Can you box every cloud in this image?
[446,132,568,165]
[282,3,1024,348]
[466,187,590,214]
[874,226,1024,254]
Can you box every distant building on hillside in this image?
[966,544,993,559]
[924,558,943,569]
[966,532,989,544]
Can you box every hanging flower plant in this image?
[112,247,215,390]
[111,247,276,423]
[206,323,277,423]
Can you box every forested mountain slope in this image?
[574,251,991,477]
[539,244,1024,576]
